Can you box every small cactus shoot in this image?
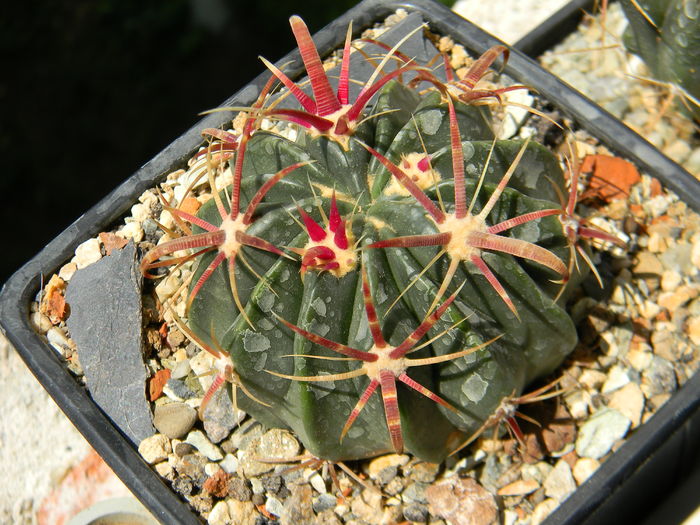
[143,15,604,462]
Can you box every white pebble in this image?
[46,326,72,354]
[73,238,102,269]
[138,434,171,464]
[155,272,181,303]
[661,270,682,292]
[576,408,630,459]
[265,496,284,518]
[31,312,52,334]
[608,382,645,428]
[130,203,151,222]
[250,477,264,495]
[573,458,600,485]
[58,262,77,281]
[117,221,144,243]
[170,358,191,380]
[185,430,223,461]
[207,501,230,525]
[310,473,327,494]
[205,462,221,477]
[220,453,239,474]
[601,365,631,394]
[543,459,576,501]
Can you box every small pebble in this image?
[601,365,631,394]
[405,461,440,483]
[138,434,172,464]
[204,462,221,478]
[58,262,78,281]
[219,453,239,474]
[579,369,607,390]
[497,478,539,496]
[426,477,497,525]
[608,382,645,428]
[521,462,553,484]
[73,238,102,269]
[310,473,327,494]
[207,500,230,525]
[573,458,600,485]
[240,429,300,477]
[226,499,259,525]
[46,326,72,354]
[313,493,337,513]
[543,459,576,502]
[661,270,682,292]
[687,316,700,345]
[531,498,558,525]
[31,312,52,333]
[641,356,678,398]
[227,476,253,501]
[265,496,284,518]
[576,408,630,459]
[402,481,429,504]
[117,221,144,242]
[403,503,429,523]
[185,430,223,461]
[173,441,194,457]
[163,378,196,401]
[368,453,410,480]
[153,402,197,439]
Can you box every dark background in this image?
[1,0,374,283]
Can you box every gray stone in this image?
[153,402,197,439]
[576,408,631,459]
[227,476,253,501]
[642,356,678,398]
[403,503,429,523]
[202,387,243,443]
[312,493,337,513]
[402,481,429,504]
[229,419,264,450]
[65,242,154,444]
[163,378,197,401]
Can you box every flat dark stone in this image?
[66,242,154,444]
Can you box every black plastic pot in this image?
[1,0,698,523]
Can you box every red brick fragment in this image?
[98,232,128,256]
[581,154,641,202]
[203,470,231,498]
[149,369,171,401]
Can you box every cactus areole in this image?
[144,15,582,463]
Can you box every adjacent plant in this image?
[144,15,589,463]
[619,0,700,121]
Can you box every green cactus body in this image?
[621,0,700,120]
[151,16,581,463]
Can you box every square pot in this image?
[1,0,698,523]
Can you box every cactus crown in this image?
[142,14,607,462]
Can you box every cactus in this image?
[144,16,584,463]
[619,0,700,121]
